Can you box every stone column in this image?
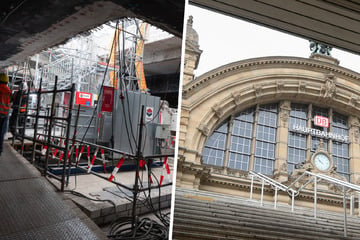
[274,101,291,182]
[348,116,360,184]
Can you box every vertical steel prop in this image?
[44,76,58,176]
[61,83,75,192]
[31,77,43,163]
[132,105,145,235]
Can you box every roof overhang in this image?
[189,0,360,56]
[0,0,184,68]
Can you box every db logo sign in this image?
[314,115,329,128]
[145,107,154,122]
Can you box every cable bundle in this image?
[108,217,168,240]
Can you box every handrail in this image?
[283,171,360,238]
[289,171,360,193]
[249,171,290,192]
[248,171,296,211]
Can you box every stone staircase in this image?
[172,190,360,240]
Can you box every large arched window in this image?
[202,103,278,175]
[202,102,350,179]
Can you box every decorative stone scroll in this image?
[212,103,223,118]
[197,123,209,136]
[231,91,241,106]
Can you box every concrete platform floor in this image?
[0,143,107,240]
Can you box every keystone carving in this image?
[212,103,223,118]
[197,123,209,136]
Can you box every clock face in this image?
[314,153,331,171]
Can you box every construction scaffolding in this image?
[5,18,176,240]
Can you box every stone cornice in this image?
[183,56,360,98]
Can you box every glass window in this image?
[332,112,349,180]
[228,107,255,171]
[255,104,277,175]
[202,122,228,167]
[287,104,307,173]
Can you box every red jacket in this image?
[0,83,11,117]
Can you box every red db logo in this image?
[314,115,329,128]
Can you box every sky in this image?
[186,5,360,77]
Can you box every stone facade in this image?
[177,18,360,210]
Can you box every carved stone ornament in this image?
[253,84,263,98]
[197,123,209,136]
[212,103,223,118]
[350,117,360,144]
[350,116,360,128]
[299,81,306,92]
[279,101,291,127]
[323,72,337,99]
[349,94,359,107]
[351,128,359,144]
[277,81,284,92]
[231,91,241,106]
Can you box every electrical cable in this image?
[64,189,116,211]
[107,217,168,240]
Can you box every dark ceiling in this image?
[190,0,360,57]
[0,0,184,68]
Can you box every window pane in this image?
[228,152,249,171]
[202,147,224,166]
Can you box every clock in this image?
[313,152,331,172]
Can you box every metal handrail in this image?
[284,171,360,237]
[249,171,296,211]
[249,171,289,192]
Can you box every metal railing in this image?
[249,170,360,237]
[249,171,296,211]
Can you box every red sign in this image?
[101,86,114,112]
[314,115,329,128]
[75,91,92,107]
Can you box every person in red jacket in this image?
[0,73,11,156]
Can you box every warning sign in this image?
[145,107,153,122]
[75,91,92,107]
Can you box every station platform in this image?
[0,143,108,240]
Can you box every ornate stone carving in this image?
[254,84,263,98]
[322,72,337,99]
[349,94,359,107]
[231,91,241,106]
[279,101,291,128]
[350,116,360,128]
[349,116,360,144]
[277,81,284,92]
[197,123,209,136]
[212,103,223,118]
[299,81,306,92]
